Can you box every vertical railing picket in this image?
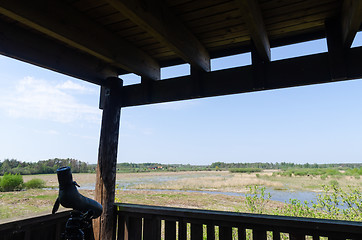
[178,220,187,240]
[143,216,161,240]
[272,231,280,240]
[127,217,142,240]
[253,229,267,240]
[238,227,246,240]
[219,226,232,240]
[289,231,305,240]
[165,220,177,240]
[117,214,126,240]
[191,223,203,239]
[207,224,215,240]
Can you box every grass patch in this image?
[24,178,46,189]
[229,168,262,173]
[0,173,23,192]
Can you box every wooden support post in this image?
[191,66,205,97]
[325,18,347,81]
[94,77,123,240]
[251,41,269,90]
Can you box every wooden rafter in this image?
[0,0,160,80]
[341,0,362,48]
[0,19,117,85]
[235,0,270,61]
[104,0,210,71]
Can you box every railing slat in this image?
[272,231,281,240]
[117,215,126,240]
[112,204,362,240]
[143,217,161,240]
[238,227,246,240]
[253,229,267,240]
[126,217,142,240]
[165,220,176,240]
[207,224,215,240]
[219,226,232,240]
[289,231,306,240]
[178,220,187,240]
[191,223,203,239]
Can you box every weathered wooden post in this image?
[93,77,123,240]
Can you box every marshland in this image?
[1,166,361,223]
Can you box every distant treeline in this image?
[116,162,209,172]
[2,159,362,175]
[0,158,93,175]
[209,162,362,170]
[116,162,362,173]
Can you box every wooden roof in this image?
[0,0,361,107]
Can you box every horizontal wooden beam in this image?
[105,0,210,72]
[0,0,160,80]
[235,0,271,61]
[121,46,362,107]
[0,20,117,85]
[341,0,362,48]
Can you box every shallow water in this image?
[112,173,320,204]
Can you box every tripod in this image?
[62,211,95,240]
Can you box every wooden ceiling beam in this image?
[0,19,117,85]
[104,0,210,72]
[121,46,362,107]
[341,0,362,48]
[235,0,271,62]
[0,0,160,80]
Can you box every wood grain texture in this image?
[94,78,123,240]
[0,0,160,80]
[235,0,270,61]
[104,0,210,71]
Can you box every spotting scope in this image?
[52,166,102,218]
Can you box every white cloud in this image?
[0,77,101,123]
[56,80,95,93]
[33,129,59,135]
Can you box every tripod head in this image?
[52,166,103,219]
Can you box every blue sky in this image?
[1,33,362,165]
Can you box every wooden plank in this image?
[289,232,306,240]
[253,229,267,240]
[143,217,161,240]
[238,227,246,240]
[272,231,281,240]
[0,19,118,85]
[93,78,123,240]
[235,0,271,61]
[191,223,203,239]
[262,0,336,19]
[0,0,160,80]
[341,0,362,48]
[165,220,177,240]
[105,0,210,71]
[127,217,143,240]
[265,3,338,26]
[188,9,241,28]
[207,224,215,240]
[178,221,187,240]
[117,214,126,240]
[177,1,238,22]
[219,226,232,240]
[120,46,362,107]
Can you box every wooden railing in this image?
[0,211,71,240]
[115,203,362,240]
